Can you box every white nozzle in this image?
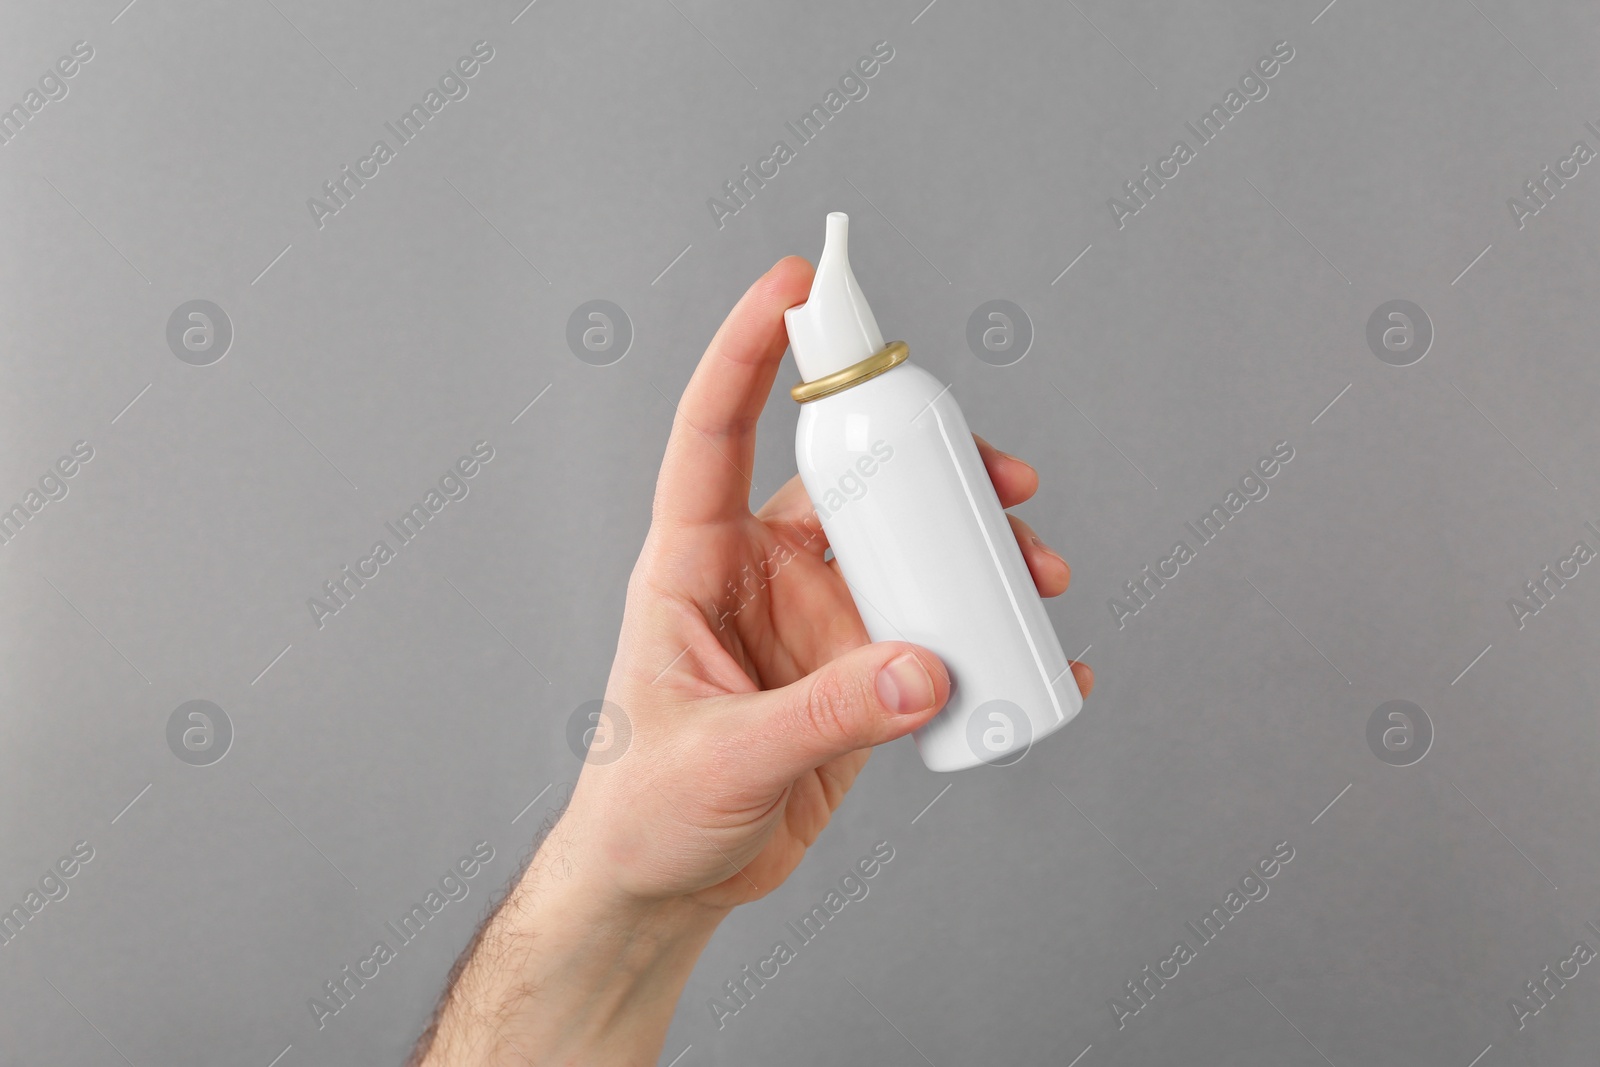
[785,212,886,381]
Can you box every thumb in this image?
[738,643,950,782]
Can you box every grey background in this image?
[2,0,1597,1064]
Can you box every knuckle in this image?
[803,672,862,746]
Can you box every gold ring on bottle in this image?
[790,340,910,404]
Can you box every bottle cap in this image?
[785,212,886,382]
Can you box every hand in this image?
[568,255,1092,909]
[413,256,1091,1066]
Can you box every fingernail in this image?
[1031,535,1065,562]
[877,654,935,715]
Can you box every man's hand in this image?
[413,256,1092,1066]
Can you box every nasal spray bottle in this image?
[786,212,1082,771]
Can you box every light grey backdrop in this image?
[2,0,1598,1064]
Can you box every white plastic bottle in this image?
[786,212,1082,771]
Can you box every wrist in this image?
[539,791,733,932]
[508,811,729,961]
[423,805,726,1065]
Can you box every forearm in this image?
[414,813,727,1066]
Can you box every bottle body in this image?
[795,359,1081,771]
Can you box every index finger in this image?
[652,256,815,528]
